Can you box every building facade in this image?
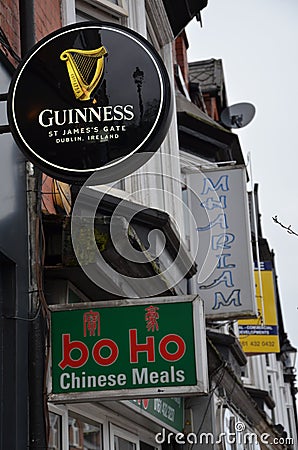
[0,1,297,449]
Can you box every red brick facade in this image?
[204,94,220,121]
[0,0,62,63]
[35,0,61,41]
[0,1,64,214]
[174,31,189,91]
[0,0,20,60]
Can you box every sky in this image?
[186,0,298,361]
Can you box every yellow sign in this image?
[238,263,280,354]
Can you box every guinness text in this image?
[38,104,135,127]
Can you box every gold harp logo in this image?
[60,46,107,101]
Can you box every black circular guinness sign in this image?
[8,22,172,183]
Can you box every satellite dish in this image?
[220,102,256,129]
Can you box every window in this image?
[267,375,276,423]
[240,358,252,385]
[69,416,103,449]
[110,425,159,450]
[241,365,249,379]
[140,442,157,450]
[48,405,68,450]
[75,0,128,24]
[49,412,62,450]
[114,436,136,450]
[113,436,157,450]
[47,405,160,450]
[110,425,139,450]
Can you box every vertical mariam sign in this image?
[49,296,208,402]
[188,166,256,319]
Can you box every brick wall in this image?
[204,95,220,121]
[174,31,189,91]
[0,0,62,64]
[35,0,61,42]
[0,0,21,62]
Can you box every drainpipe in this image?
[19,0,35,57]
[19,1,47,449]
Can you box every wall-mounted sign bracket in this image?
[0,93,10,134]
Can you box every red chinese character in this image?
[83,310,100,337]
[145,305,159,332]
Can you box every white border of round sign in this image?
[8,22,171,181]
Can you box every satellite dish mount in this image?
[221,102,256,129]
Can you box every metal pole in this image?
[18,1,47,448]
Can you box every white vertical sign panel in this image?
[187,166,256,319]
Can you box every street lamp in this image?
[281,337,297,370]
[133,66,144,123]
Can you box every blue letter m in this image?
[212,289,241,310]
[201,175,229,195]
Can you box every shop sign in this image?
[8,22,172,183]
[188,166,256,319]
[127,398,184,433]
[239,261,280,354]
[49,296,208,402]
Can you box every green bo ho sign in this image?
[49,295,208,402]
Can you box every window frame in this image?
[110,423,160,450]
[48,403,161,450]
[48,404,69,450]
[76,0,128,23]
[68,413,104,449]
[110,424,139,450]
